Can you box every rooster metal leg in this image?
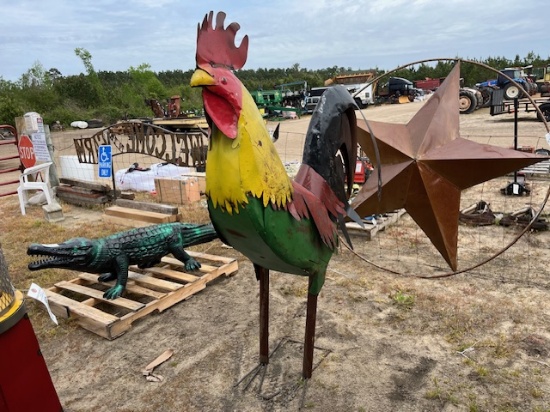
[257,264,270,365]
[234,264,272,392]
[303,277,318,379]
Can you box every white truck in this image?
[347,83,375,108]
[305,82,374,113]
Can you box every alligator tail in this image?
[181,223,218,247]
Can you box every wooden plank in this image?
[45,290,118,324]
[132,265,199,283]
[78,273,163,298]
[57,185,101,196]
[199,259,239,283]
[128,271,182,291]
[77,273,167,299]
[59,177,111,192]
[54,281,145,311]
[115,199,179,215]
[155,279,207,312]
[154,261,237,312]
[160,256,224,274]
[184,251,236,264]
[113,300,173,335]
[80,270,181,292]
[57,190,111,205]
[125,283,166,299]
[104,205,177,223]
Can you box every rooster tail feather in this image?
[301,85,358,205]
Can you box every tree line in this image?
[0,49,548,129]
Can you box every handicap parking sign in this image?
[98,145,112,178]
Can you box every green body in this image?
[209,197,333,294]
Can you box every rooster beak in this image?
[190,68,216,87]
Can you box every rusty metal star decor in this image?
[352,62,545,270]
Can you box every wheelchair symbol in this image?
[100,146,110,162]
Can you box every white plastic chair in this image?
[17,162,54,215]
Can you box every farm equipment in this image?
[145,95,208,132]
[414,77,483,114]
[476,66,538,103]
[251,81,307,117]
[534,64,550,97]
[458,87,483,114]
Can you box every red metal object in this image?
[353,159,373,184]
[352,62,547,270]
[354,160,366,183]
[0,300,63,412]
[414,77,445,91]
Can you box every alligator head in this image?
[27,238,96,270]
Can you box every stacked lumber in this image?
[56,178,114,206]
[102,199,181,228]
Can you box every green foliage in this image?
[128,63,167,100]
[42,104,88,127]
[0,95,22,127]
[390,290,416,308]
[75,48,95,75]
[1,52,548,129]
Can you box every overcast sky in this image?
[0,0,546,82]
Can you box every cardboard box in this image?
[154,176,201,205]
[182,172,206,194]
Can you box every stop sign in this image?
[18,134,36,169]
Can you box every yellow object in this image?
[398,95,410,104]
[206,87,293,214]
[0,290,25,332]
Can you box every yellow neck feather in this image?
[206,91,293,214]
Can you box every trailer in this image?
[490,89,550,122]
[414,77,446,91]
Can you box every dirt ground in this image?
[2,98,550,411]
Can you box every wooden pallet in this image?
[519,159,550,179]
[46,251,238,339]
[345,209,407,240]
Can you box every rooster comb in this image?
[196,11,249,70]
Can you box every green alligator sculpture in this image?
[27,222,218,299]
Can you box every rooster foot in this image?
[234,338,324,408]
[236,362,311,407]
[234,338,288,399]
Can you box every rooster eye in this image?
[221,77,227,84]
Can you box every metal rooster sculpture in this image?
[190,11,362,380]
